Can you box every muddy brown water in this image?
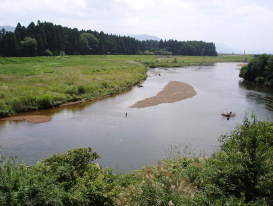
[1,63,273,173]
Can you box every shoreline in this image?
[0,78,147,124]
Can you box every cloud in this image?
[0,0,273,53]
[113,0,156,10]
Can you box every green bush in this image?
[117,117,273,205]
[0,157,69,206]
[255,76,264,84]
[0,148,121,206]
[36,94,54,109]
[240,55,273,88]
[77,85,86,95]
[0,101,12,117]
[194,117,273,205]
[44,49,53,56]
[39,148,99,189]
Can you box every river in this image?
[0,63,273,173]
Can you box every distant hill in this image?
[131,34,161,41]
[0,26,15,32]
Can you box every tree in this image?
[0,21,218,57]
[240,55,273,87]
[79,32,99,54]
[20,37,37,56]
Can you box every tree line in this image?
[240,54,273,87]
[0,21,217,57]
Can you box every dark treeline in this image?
[240,54,273,88]
[0,21,217,57]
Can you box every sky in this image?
[0,0,273,53]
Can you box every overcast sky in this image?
[1,0,272,53]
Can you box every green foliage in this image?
[44,49,53,56]
[192,117,273,205]
[39,148,99,189]
[240,54,273,88]
[116,158,202,206]
[0,157,69,206]
[80,33,99,54]
[20,37,38,56]
[0,21,217,57]
[144,48,172,55]
[117,117,273,205]
[0,148,122,206]
[255,76,264,84]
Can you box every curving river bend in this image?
[1,63,273,173]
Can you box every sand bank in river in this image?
[130,81,197,108]
[1,115,52,124]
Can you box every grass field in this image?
[0,55,252,117]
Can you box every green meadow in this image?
[0,55,251,117]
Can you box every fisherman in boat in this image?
[221,112,235,120]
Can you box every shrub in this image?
[77,85,86,94]
[0,148,120,206]
[195,117,273,205]
[0,157,69,206]
[8,96,38,113]
[0,101,12,117]
[117,117,273,205]
[44,49,53,56]
[255,76,264,84]
[36,94,54,109]
[240,54,273,88]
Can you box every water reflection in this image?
[239,81,273,111]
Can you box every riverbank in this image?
[0,55,251,118]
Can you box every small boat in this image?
[221,112,236,118]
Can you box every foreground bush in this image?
[116,117,273,205]
[0,148,122,206]
[193,117,273,205]
[0,117,272,205]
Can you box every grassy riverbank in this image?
[0,55,251,117]
[1,117,272,205]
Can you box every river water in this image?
[0,63,273,173]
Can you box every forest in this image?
[0,21,217,57]
[240,54,273,88]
